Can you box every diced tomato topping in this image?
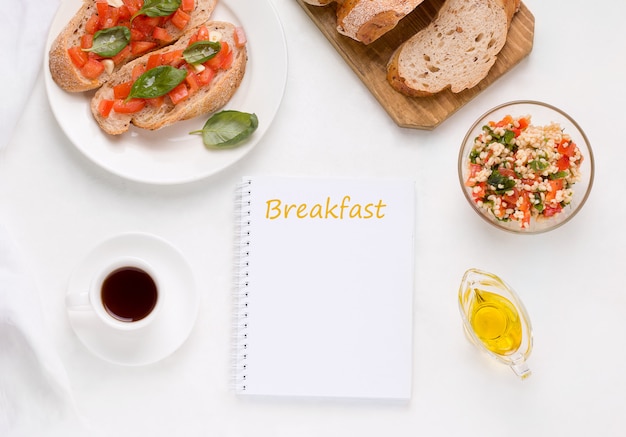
[133,16,162,34]
[131,41,157,56]
[113,81,133,99]
[80,59,105,79]
[206,42,231,70]
[517,117,529,129]
[545,179,564,203]
[80,34,94,49]
[185,71,200,94]
[168,83,189,105]
[111,45,132,65]
[234,27,247,48]
[98,99,115,117]
[85,14,100,34]
[181,0,195,12]
[96,2,110,28]
[122,0,141,16]
[146,53,162,70]
[131,28,148,41]
[161,49,184,66]
[196,67,215,86]
[153,26,173,42]
[113,98,146,113]
[118,5,131,20]
[195,25,210,41]
[131,63,146,80]
[170,9,191,30]
[103,7,120,28]
[68,46,89,68]
[146,96,165,107]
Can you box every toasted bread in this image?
[386,0,520,96]
[90,21,247,135]
[302,0,424,45]
[49,0,217,92]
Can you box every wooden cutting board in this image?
[297,0,535,130]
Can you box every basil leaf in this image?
[84,26,131,57]
[190,110,259,149]
[127,65,187,100]
[132,0,182,20]
[183,41,221,65]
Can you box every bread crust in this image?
[49,0,217,93]
[90,21,247,135]
[386,0,520,97]
[337,0,425,44]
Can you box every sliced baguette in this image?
[49,0,217,93]
[386,0,520,96]
[90,21,247,135]
[301,0,424,45]
[336,0,425,45]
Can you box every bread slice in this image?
[387,0,520,96]
[301,0,424,45]
[336,0,426,44]
[49,0,216,92]
[90,21,247,135]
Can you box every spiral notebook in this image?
[233,176,415,400]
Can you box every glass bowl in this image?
[458,100,594,234]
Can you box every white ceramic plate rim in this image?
[66,232,198,366]
[44,0,287,185]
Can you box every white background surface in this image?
[1,0,625,435]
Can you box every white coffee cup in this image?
[66,256,161,331]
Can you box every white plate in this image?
[44,0,287,185]
[66,232,198,366]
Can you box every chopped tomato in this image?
[502,188,520,207]
[556,155,570,171]
[146,96,165,107]
[98,99,115,117]
[517,117,529,129]
[131,28,148,41]
[133,15,162,35]
[113,81,133,99]
[234,27,247,48]
[495,114,514,128]
[185,71,200,94]
[122,0,141,15]
[80,34,94,49]
[471,182,486,201]
[168,83,189,105]
[80,59,105,79]
[97,2,110,28]
[161,49,184,66]
[131,41,157,56]
[113,98,146,113]
[146,53,162,70]
[153,26,173,42]
[181,0,195,12]
[170,9,190,30]
[545,179,564,203]
[131,63,146,80]
[195,25,210,41]
[102,6,120,28]
[497,167,517,179]
[557,139,578,157]
[85,14,100,34]
[118,5,131,21]
[543,204,563,217]
[68,46,89,68]
[196,66,215,86]
[465,163,482,186]
[205,42,231,70]
[111,45,132,65]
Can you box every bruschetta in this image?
[49,0,217,92]
[90,21,247,135]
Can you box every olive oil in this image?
[469,288,522,356]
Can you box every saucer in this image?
[66,232,198,366]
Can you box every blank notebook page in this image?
[233,176,415,400]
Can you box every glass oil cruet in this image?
[458,268,533,379]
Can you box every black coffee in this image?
[101,267,157,322]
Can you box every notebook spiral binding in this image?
[232,178,252,393]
